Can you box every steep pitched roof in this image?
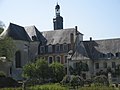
[72,41,89,60]
[0,23,31,41]
[72,38,120,60]
[42,28,82,45]
[24,26,46,43]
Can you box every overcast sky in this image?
[0,0,120,40]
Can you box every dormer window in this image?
[63,44,68,52]
[60,44,63,52]
[56,44,60,52]
[116,52,120,58]
[100,53,106,59]
[48,45,52,53]
[107,53,114,59]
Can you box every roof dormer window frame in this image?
[48,44,52,53]
[63,43,68,52]
[55,44,60,53]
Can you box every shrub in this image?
[84,79,93,86]
[93,75,109,86]
[70,75,84,89]
[60,75,71,85]
[61,75,84,89]
[25,78,42,86]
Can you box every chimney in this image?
[90,37,92,41]
[70,33,74,50]
[75,26,78,35]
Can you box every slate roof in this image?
[42,28,82,45]
[0,23,31,41]
[0,23,46,44]
[72,38,120,60]
[72,41,89,60]
[24,26,46,43]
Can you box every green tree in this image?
[22,63,36,79]
[49,62,65,82]
[0,37,15,61]
[35,58,50,82]
[70,61,89,75]
[23,58,50,83]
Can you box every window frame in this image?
[48,45,52,53]
[56,56,61,63]
[15,51,21,68]
[48,56,53,64]
[63,44,68,52]
[55,44,60,52]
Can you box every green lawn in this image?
[0,84,118,90]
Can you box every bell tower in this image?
[53,3,63,30]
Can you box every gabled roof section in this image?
[0,23,31,41]
[72,41,90,60]
[42,28,82,45]
[24,26,46,43]
[72,38,120,60]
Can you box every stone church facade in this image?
[0,4,120,81]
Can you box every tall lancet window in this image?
[15,51,21,68]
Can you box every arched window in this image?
[48,56,53,64]
[15,51,21,68]
[56,56,61,63]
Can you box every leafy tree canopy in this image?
[0,37,15,61]
[23,58,50,82]
[49,62,65,82]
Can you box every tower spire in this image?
[53,3,63,30]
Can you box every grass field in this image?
[0,84,118,90]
